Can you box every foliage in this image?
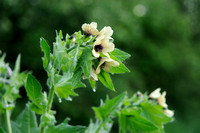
[0,53,28,132]
[1,0,200,132]
[86,92,173,133]
[0,21,175,133]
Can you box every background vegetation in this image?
[0,0,200,132]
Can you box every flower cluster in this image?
[82,22,119,80]
[149,88,174,117]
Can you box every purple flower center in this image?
[94,45,103,52]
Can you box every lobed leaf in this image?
[54,71,85,99]
[119,108,158,132]
[110,48,131,62]
[46,118,86,133]
[79,48,93,78]
[141,102,173,125]
[109,53,130,74]
[13,104,39,133]
[25,74,47,111]
[97,70,115,91]
[85,119,112,133]
[40,37,50,69]
[93,92,126,121]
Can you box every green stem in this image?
[40,126,45,133]
[96,121,104,133]
[39,86,55,133]
[4,100,12,133]
[47,86,54,113]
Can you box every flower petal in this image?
[96,26,113,41]
[163,109,174,117]
[82,23,89,32]
[96,57,119,74]
[101,39,115,53]
[149,88,161,99]
[92,49,100,58]
[90,22,97,29]
[157,91,168,108]
[90,68,98,81]
[82,22,99,35]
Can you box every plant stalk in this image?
[39,86,55,133]
[4,99,12,133]
[47,86,55,113]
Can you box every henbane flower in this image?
[82,22,99,36]
[90,68,98,81]
[157,91,168,108]
[149,88,174,117]
[96,26,113,41]
[96,56,119,74]
[92,39,114,58]
[149,88,161,99]
[149,88,168,108]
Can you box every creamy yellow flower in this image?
[163,109,174,117]
[82,22,99,36]
[90,68,98,81]
[96,26,113,41]
[92,39,114,58]
[96,57,119,74]
[149,88,161,99]
[157,91,168,108]
[149,88,168,108]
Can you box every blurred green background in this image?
[1,0,200,132]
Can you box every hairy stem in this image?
[4,99,12,133]
[96,121,104,133]
[47,86,55,113]
[39,86,55,133]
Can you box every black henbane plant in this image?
[0,22,174,133]
[0,53,28,133]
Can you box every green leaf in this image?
[11,121,21,133]
[54,70,85,99]
[70,45,80,71]
[25,74,47,110]
[13,54,21,75]
[40,37,50,69]
[89,79,96,90]
[141,102,173,125]
[119,108,158,132]
[79,48,93,78]
[110,48,131,62]
[119,113,128,133]
[93,92,126,121]
[40,111,56,126]
[109,53,130,74]
[0,102,5,114]
[85,119,112,133]
[97,69,115,91]
[59,30,63,39]
[0,128,5,133]
[29,103,44,114]
[46,118,86,133]
[15,104,39,133]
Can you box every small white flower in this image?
[90,68,98,81]
[82,22,99,36]
[96,26,113,41]
[149,88,161,99]
[163,109,174,117]
[92,39,114,58]
[96,56,119,74]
